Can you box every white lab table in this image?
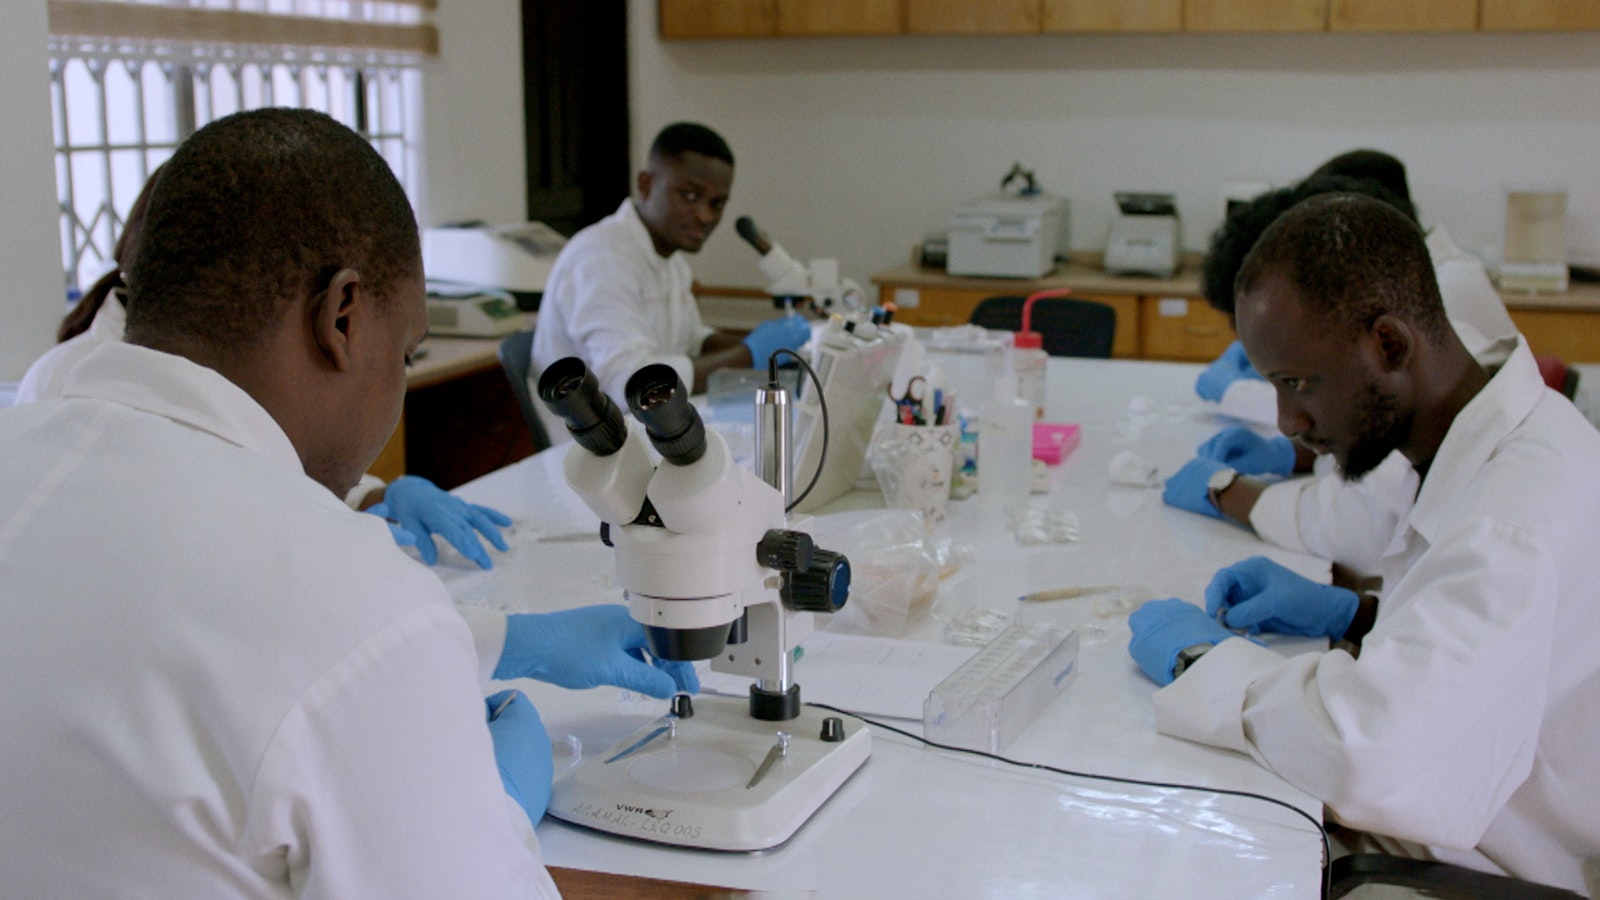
[439,356,1327,897]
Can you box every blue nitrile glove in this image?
[485,690,554,822]
[742,315,811,368]
[1127,598,1239,686]
[1197,426,1297,476]
[377,475,512,569]
[1204,555,1359,640]
[494,604,701,698]
[1195,341,1263,402]
[380,517,419,549]
[1162,456,1232,519]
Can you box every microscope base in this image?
[547,694,870,851]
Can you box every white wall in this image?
[1,3,70,381]
[624,0,1600,296]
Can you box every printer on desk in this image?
[1104,192,1182,278]
[422,221,565,337]
[947,192,1068,279]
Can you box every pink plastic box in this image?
[1032,423,1081,465]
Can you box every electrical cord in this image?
[770,348,827,514]
[805,701,1333,899]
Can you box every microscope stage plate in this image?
[547,694,871,851]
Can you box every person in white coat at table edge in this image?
[1127,193,1600,894]
[0,108,696,897]
[532,121,810,402]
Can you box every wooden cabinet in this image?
[1509,307,1600,364]
[1480,0,1600,31]
[659,0,776,39]
[1042,0,1183,32]
[1183,0,1325,32]
[1328,0,1476,31]
[905,0,1042,34]
[778,0,903,36]
[1139,295,1234,361]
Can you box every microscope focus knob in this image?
[820,717,845,742]
[671,693,694,719]
[785,549,851,613]
[757,529,814,572]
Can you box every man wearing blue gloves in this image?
[1128,193,1600,894]
[534,122,810,405]
[1168,156,1519,574]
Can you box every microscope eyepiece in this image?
[536,357,629,456]
[625,364,707,466]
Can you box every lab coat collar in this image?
[1406,336,1543,546]
[59,341,305,474]
[617,197,676,266]
[87,291,127,340]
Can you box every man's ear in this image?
[636,168,654,200]
[1369,314,1414,373]
[310,268,363,372]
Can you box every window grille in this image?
[47,0,435,296]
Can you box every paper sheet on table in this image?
[697,632,978,720]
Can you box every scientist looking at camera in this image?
[1127,193,1600,894]
[532,121,810,402]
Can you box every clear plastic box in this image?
[923,622,1079,754]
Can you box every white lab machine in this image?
[734,216,866,317]
[534,359,868,851]
[422,283,525,338]
[422,220,566,308]
[1104,192,1182,278]
[947,193,1068,279]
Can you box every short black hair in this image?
[1308,149,1411,204]
[1202,173,1417,316]
[648,122,734,167]
[126,108,419,349]
[1236,192,1450,344]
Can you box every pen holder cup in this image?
[870,423,959,527]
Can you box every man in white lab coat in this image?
[532,122,809,402]
[1127,193,1600,893]
[1169,155,1522,574]
[0,109,569,896]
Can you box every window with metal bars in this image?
[47,0,435,296]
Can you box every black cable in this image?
[771,348,826,514]
[806,701,1332,899]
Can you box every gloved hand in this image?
[494,604,701,698]
[382,519,418,549]
[742,315,811,368]
[485,690,554,823]
[1195,341,1263,402]
[1127,598,1239,686]
[1204,555,1359,640]
[1162,456,1232,519]
[374,475,512,569]
[1197,426,1297,476]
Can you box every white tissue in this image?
[1109,450,1162,488]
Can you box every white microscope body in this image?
[735,215,866,317]
[535,359,869,851]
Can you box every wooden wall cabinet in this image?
[1183,0,1326,32]
[777,0,903,36]
[659,0,776,38]
[1328,0,1477,31]
[1043,0,1183,32]
[905,0,1042,34]
[1139,296,1234,361]
[1480,0,1600,31]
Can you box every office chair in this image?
[968,294,1117,358]
[495,330,553,453]
[1329,853,1589,899]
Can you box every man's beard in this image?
[1338,381,1409,482]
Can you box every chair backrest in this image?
[968,295,1117,359]
[496,330,553,452]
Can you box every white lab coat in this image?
[0,342,559,898]
[1156,338,1600,893]
[1243,226,1523,572]
[532,199,714,402]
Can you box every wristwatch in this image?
[1206,467,1239,510]
[1173,642,1215,678]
